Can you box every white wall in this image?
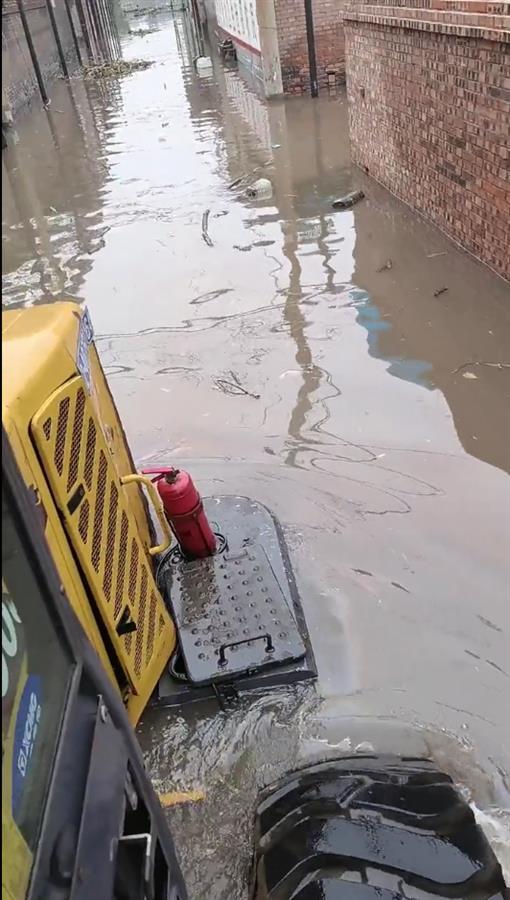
[215,0,260,51]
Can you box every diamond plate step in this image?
[169,545,306,685]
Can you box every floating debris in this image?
[201,209,213,247]
[332,189,365,209]
[214,371,260,399]
[131,3,168,14]
[82,59,154,80]
[228,162,271,191]
[433,286,448,297]
[196,56,213,71]
[246,177,272,199]
[159,789,205,807]
[128,26,158,36]
[453,361,510,374]
[228,174,245,190]
[376,258,393,273]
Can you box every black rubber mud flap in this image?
[251,756,508,899]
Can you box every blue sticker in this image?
[12,676,42,818]
[77,307,94,393]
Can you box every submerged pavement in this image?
[2,9,510,896]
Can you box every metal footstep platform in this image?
[155,497,317,707]
[172,545,306,684]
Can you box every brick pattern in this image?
[275,0,346,93]
[345,9,510,279]
[3,0,47,13]
[346,5,510,39]
[347,0,509,9]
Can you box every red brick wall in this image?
[275,0,346,93]
[344,4,510,280]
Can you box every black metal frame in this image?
[62,0,84,67]
[2,428,187,900]
[304,0,318,98]
[45,0,70,79]
[15,0,50,105]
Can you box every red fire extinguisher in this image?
[142,467,217,559]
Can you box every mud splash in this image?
[471,804,510,884]
[139,685,510,897]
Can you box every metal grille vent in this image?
[30,375,173,695]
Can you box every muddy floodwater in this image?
[3,8,510,897]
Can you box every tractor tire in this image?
[252,756,508,899]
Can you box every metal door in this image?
[31,376,174,698]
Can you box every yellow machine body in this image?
[2,303,177,726]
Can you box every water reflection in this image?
[189,48,510,474]
[351,178,510,473]
[2,8,509,477]
[2,76,117,305]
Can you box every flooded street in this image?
[3,8,510,897]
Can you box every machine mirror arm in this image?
[120,474,172,556]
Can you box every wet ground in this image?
[2,7,510,897]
